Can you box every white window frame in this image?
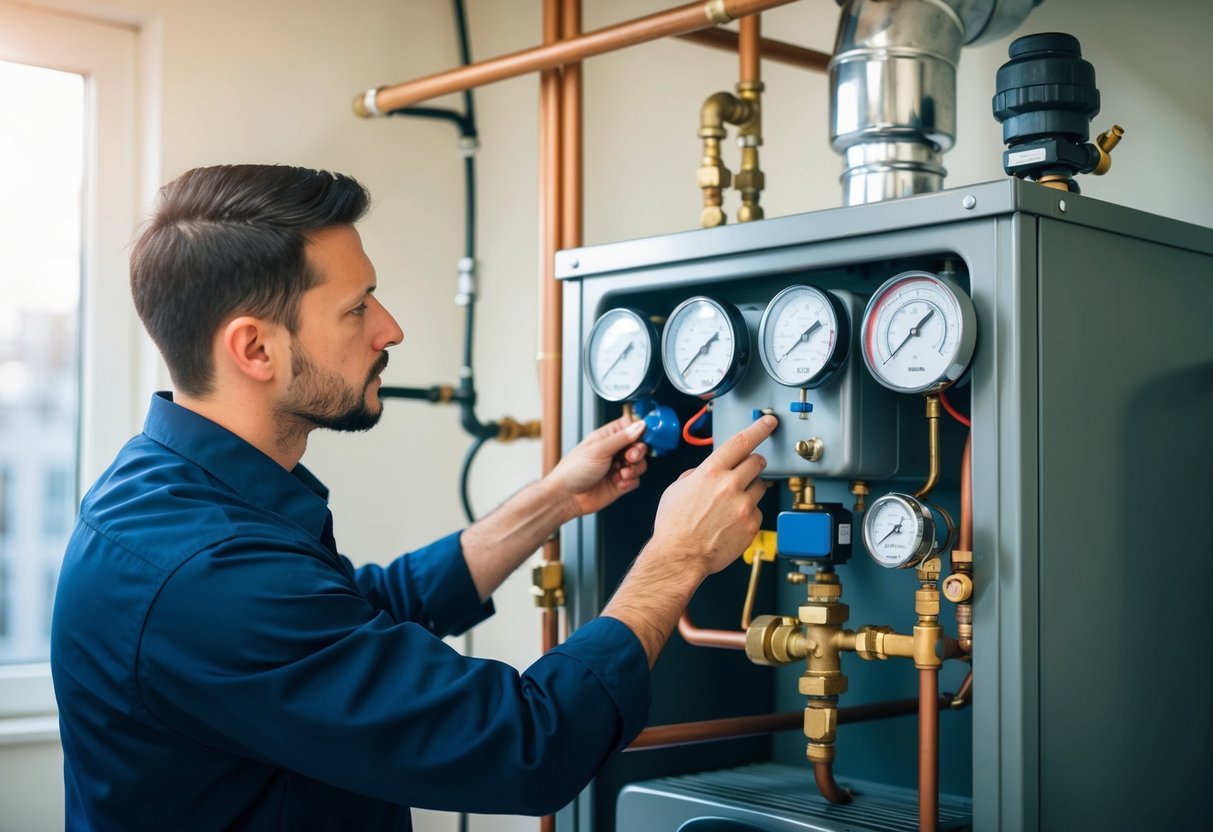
[0,1,148,743]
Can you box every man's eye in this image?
[352,304,368,317]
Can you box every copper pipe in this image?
[815,761,853,804]
[738,14,759,84]
[560,0,583,253]
[674,28,830,72]
[951,670,973,709]
[353,0,801,115]
[538,0,562,663]
[960,431,972,551]
[538,9,563,831]
[678,610,746,650]
[919,668,940,832]
[626,695,953,752]
[628,711,801,750]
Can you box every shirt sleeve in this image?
[351,530,493,637]
[137,540,651,816]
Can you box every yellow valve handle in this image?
[742,530,778,565]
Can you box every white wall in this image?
[3,0,1210,830]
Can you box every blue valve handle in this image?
[632,398,681,456]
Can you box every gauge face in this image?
[862,493,935,569]
[584,308,662,402]
[861,271,977,394]
[758,285,849,388]
[661,296,749,399]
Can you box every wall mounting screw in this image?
[962,195,976,210]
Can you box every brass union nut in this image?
[853,625,893,661]
[808,582,843,602]
[804,705,838,743]
[799,602,849,625]
[697,164,731,190]
[799,674,848,697]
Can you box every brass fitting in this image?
[698,90,759,228]
[850,480,869,512]
[794,438,824,463]
[807,738,837,764]
[946,549,974,652]
[745,615,808,666]
[497,416,542,443]
[787,476,818,511]
[804,700,838,745]
[734,80,765,223]
[530,560,565,609]
[852,625,913,661]
[1091,124,1124,176]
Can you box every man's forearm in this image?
[459,478,577,602]
[601,542,707,668]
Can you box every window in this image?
[0,2,142,731]
[0,59,84,664]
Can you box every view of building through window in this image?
[0,59,85,663]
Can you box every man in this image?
[51,164,777,830]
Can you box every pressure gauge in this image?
[584,308,663,402]
[862,493,937,569]
[758,285,849,388]
[661,296,749,399]
[861,270,977,394]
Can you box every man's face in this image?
[277,225,403,432]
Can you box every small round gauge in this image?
[861,270,977,394]
[862,493,936,569]
[758,285,849,388]
[584,308,662,402]
[661,296,749,399]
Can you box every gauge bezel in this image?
[757,284,850,389]
[861,492,937,569]
[583,307,663,403]
[860,270,977,395]
[660,296,750,400]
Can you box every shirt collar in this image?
[142,392,332,542]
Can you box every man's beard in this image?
[279,343,388,433]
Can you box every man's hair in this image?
[130,164,370,396]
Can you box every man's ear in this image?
[219,316,283,383]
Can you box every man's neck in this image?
[172,389,309,471]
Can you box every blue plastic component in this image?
[776,510,834,559]
[633,398,681,456]
[789,400,814,414]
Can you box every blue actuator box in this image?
[776,504,853,565]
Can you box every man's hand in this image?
[646,414,777,579]
[547,415,649,519]
[601,414,777,666]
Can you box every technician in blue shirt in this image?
[51,164,776,831]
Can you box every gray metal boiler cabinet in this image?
[554,178,1213,832]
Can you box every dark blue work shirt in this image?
[51,393,650,830]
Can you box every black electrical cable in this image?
[459,433,490,524]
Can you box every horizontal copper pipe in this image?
[626,695,953,752]
[354,0,801,115]
[675,27,830,72]
[678,611,747,650]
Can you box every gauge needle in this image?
[877,521,903,545]
[884,307,935,365]
[601,340,634,379]
[777,319,823,363]
[681,331,720,376]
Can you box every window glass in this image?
[0,59,85,663]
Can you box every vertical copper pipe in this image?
[960,431,972,551]
[738,13,759,83]
[919,668,940,832]
[561,0,583,252]
[539,0,562,648]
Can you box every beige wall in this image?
[3,1,1210,830]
